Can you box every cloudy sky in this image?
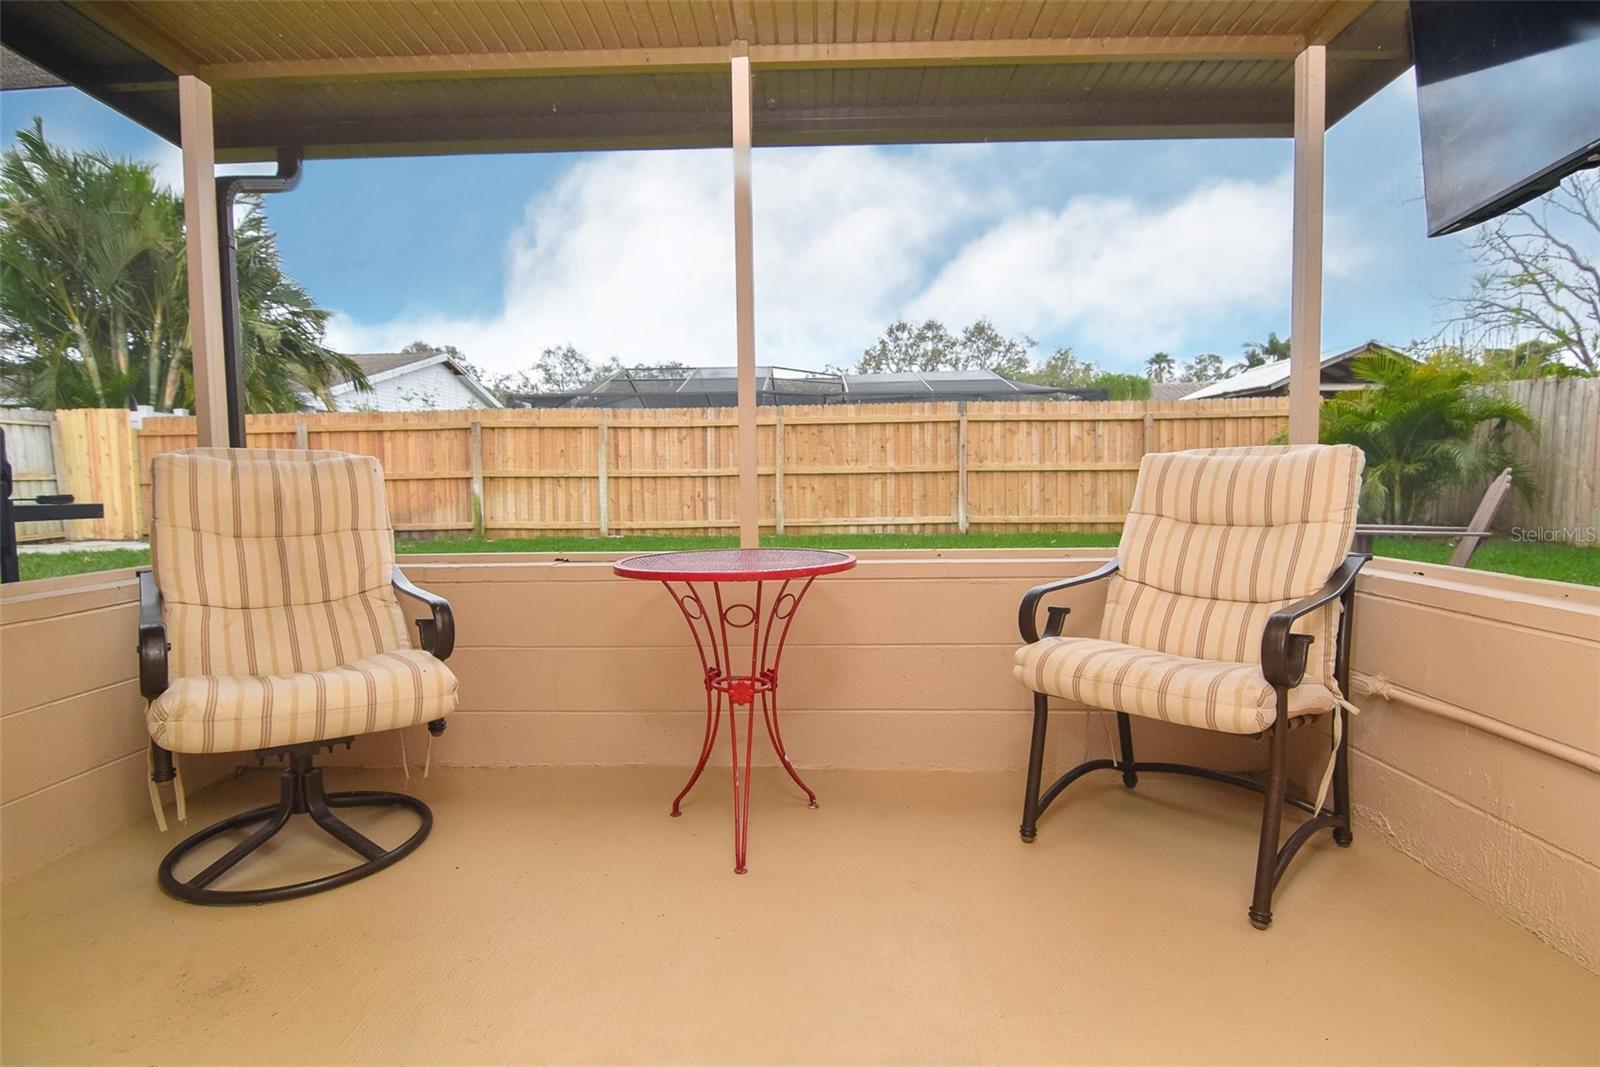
[2,69,1487,377]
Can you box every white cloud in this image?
[328,152,1370,374]
[909,172,1369,361]
[328,146,984,373]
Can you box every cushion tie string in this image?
[423,733,434,779]
[399,731,412,780]
[1312,696,1362,816]
[172,755,187,825]
[145,749,187,830]
[145,747,168,833]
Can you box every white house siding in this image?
[337,362,491,412]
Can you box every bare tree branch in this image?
[1448,172,1599,373]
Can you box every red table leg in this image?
[661,576,820,873]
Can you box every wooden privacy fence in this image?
[24,385,1597,545]
[1425,377,1600,538]
[1,408,143,541]
[0,410,64,542]
[133,398,1290,538]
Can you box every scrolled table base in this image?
[662,576,819,874]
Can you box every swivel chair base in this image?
[158,739,431,905]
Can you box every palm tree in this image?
[1319,350,1537,524]
[1238,331,1291,372]
[0,120,362,411]
[1145,351,1176,382]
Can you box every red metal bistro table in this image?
[613,548,856,874]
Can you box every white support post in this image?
[731,42,759,548]
[1288,44,1326,445]
[178,75,229,448]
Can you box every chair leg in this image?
[1115,712,1138,789]
[1249,704,1290,930]
[1019,692,1050,842]
[1332,706,1353,847]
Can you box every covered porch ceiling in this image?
[1,1,1413,160]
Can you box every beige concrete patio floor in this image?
[2,766,1595,1065]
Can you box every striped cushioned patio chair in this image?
[140,447,458,904]
[1013,443,1369,928]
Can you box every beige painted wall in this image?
[1296,559,1600,971]
[0,572,228,879]
[1,573,150,879]
[3,553,1595,968]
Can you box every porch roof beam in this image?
[191,34,1316,84]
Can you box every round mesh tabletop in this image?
[613,548,856,582]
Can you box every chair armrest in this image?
[392,565,455,661]
[1018,558,1120,643]
[1260,552,1370,688]
[137,570,170,701]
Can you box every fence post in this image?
[773,406,785,536]
[956,401,969,533]
[469,418,485,540]
[597,413,610,537]
[294,420,309,449]
[125,412,143,536]
[1142,409,1155,457]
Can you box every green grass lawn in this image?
[15,547,155,583]
[398,531,1124,554]
[14,532,1598,587]
[1355,536,1600,586]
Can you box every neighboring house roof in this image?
[330,351,501,408]
[1149,381,1205,401]
[1182,341,1401,400]
[508,366,1105,409]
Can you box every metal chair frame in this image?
[141,565,454,905]
[1016,551,1369,928]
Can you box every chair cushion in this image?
[151,448,409,679]
[1100,444,1362,691]
[1013,637,1340,735]
[149,650,458,755]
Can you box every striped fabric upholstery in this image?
[1014,639,1341,735]
[1013,444,1363,733]
[147,448,457,754]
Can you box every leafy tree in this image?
[0,120,360,411]
[402,339,463,359]
[1319,349,1537,524]
[1144,351,1176,382]
[1416,339,1591,381]
[527,343,604,391]
[1008,346,1149,397]
[857,317,1034,375]
[1180,353,1226,382]
[1013,346,1099,388]
[434,342,690,402]
[1239,331,1292,371]
[1451,171,1598,374]
[1091,372,1152,400]
[951,319,1034,376]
